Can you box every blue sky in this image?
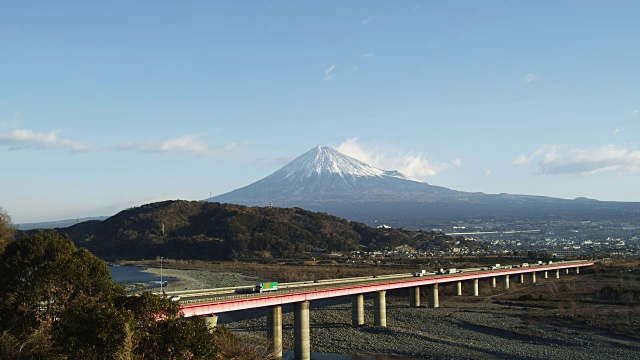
[2,1,640,223]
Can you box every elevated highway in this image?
[172,260,593,360]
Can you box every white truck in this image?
[414,270,427,277]
[437,268,459,274]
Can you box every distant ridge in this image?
[209,146,640,227]
[18,216,109,230]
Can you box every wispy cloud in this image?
[362,53,374,59]
[0,129,93,153]
[523,73,537,83]
[115,135,237,156]
[484,169,493,177]
[613,128,620,136]
[337,137,461,180]
[0,110,22,128]
[361,17,374,25]
[513,144,640,176]
[324,64,337,81]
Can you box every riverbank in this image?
[137,263,640,359]
[222,290,640,359]
[141,267,257,292]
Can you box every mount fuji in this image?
[208,146,640,227]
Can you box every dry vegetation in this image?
[484,259,640,338]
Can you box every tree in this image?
[0,231,123,359]
[0,207,14,254]
[0,231,223,359]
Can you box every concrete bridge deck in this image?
[175,260,593,360]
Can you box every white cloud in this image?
[362,53,374,59]
[116,135,237,156]
[512,154,530,166]
[523,73,537,83]
[336,137,460,180]
[0,129,93,152]
[362,17,374,25]
[324,64,337,81]
[513,144,640,176]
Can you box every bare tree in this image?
[0,206,16,253]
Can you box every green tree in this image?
[0,231,222,359]
[0,207,14,254]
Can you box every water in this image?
[108,265,177,290]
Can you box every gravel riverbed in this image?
[144,268,640,359]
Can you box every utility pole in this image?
[160,257,163,293]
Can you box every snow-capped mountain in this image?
[210,146,456,207]
[208,146,640,227]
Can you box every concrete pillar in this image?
[410,287,420,308]
[294,301,310,360]
[428,284,439,308]
[530,272,536,284]
[519,274,525,284]
[374,291,387,327]
[566,268,570,275]
[491,277,497,288]
[470,279,479,297]
[352,294,364,326]
[555,269,560,278]
[502,275,510,289]
[454,281,462,296]
[267,306,282,359]
[544,271,548,279]
[575,267,580,274]
[203,314,218,332]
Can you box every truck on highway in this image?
[437,268,459,275]
[254,282,278,293]
[414,270,427,277]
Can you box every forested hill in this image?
[38,200,466,260]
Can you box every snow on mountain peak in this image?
[276,146,409,181]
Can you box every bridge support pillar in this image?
[491,277,497,288]
[544,271,548,279]
[352,294,364,326]
[267,305,282,359]
[410,287,420,308]
[294,301,310,360]
[530,272,536,283]
[454,281,462,296]
[519,274,525,284]
[428,284,439,308]
[502,275,510,289]
[203,314,218,332]
[374,291,387,327]
[470,279,479,297]
[566,268,570,275]
[555,269,560,278]
[575,267,580,274]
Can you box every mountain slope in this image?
[46,200,462,260]
[209,146,640,227]
[211,146,457,206]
